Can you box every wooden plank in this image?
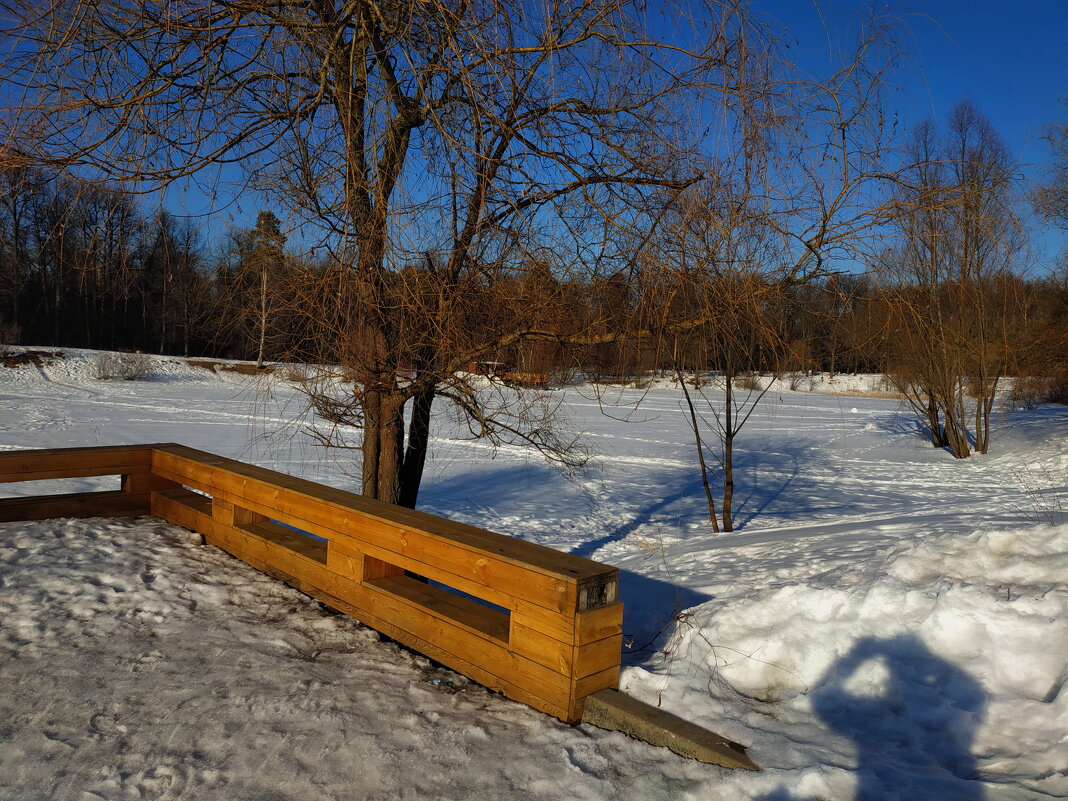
[575,664,621,698]
[327,533,574,617]
[151,445,614,584]
[0,490,149,522]
[511,621,621,678]
[158,487,212,515]
[155,461,598,642]
[0,445,152,483]
[151,488,212,533]
[511,619,576,674]
[574,634,624,679]
[204,523,246,555]
[362,555,405,581]
[122,472,180,495]
[568,665,622,723]
[211,497,238,527]
[155,453,583,614]
[239,520,327,564]
[233,504,265,526]
[575,602,624,644]
[155,451,577,593]
[367,574,510,642]
[327,549,405,583]
[510,605,585,643]
[260,538,337,590]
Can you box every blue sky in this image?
[759,0,1065,166]
[165,1,1067,264]
[758,0,1067,264]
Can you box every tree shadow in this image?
[729,440,805,530]
[615,566,713,665]
[760,634,987,801]
[569,477,703,558]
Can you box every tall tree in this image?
[242,210,287,368]
[881,101,1024,457]
[1,0,784,507]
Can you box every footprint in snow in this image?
[89,711,127,738]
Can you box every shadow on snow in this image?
[761,634,987,801]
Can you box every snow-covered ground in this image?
[1,348,1065,800]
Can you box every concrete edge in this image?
[580,689,759,771]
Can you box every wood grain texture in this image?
[0,490,149,521]
[0,445,152,483]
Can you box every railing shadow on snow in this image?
[422,466,715,666]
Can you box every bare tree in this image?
[880,101,1025,457]
[1034,105,1068,230]
[2,0,793,507]
[641,12,909,532]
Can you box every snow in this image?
[1,348,1066,800]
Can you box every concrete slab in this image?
[581,689,759,770]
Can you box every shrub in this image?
[1005,375,1048,412]
[0,317,18,357]
[734,371,762,391]
[283,363,310,384]
[95,351,153,380]
[1048,372,1068,406]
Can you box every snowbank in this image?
[1,349,1066,798]
[622,525,1068,799]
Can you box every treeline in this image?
[0,168,297,359]
[3,167,1067,398]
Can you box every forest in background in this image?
[1,159,1065,397]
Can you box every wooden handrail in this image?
[0,444,622,722]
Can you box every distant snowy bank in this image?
[0,344,929,397]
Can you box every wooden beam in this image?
[0,490,149,522]
[3,444,624,723]
[0,445,152,483]
[151,444,616,589]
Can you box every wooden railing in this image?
[0,444,622,723]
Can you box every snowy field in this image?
[1,349,1066,800]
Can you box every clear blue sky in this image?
[166,0,1068,264]
[758,0,1065,163]
[756,0,1067,264]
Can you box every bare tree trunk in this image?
[361,388,383,501]
[722,373,735,533]
[942,388,971,458]
[676,360,720,533]
[398,386,435,509]
[377,394,405,507]
[926,396,944,447]
[256,265,267,368]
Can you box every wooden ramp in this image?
[0,444,621,723]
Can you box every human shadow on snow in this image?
[760,634,987,801]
